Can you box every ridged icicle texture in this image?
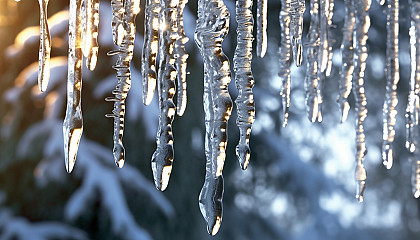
[305,0,322,123]
[353,0,370,202]
[142,0,160,105]
[105,0,140,168]
[174,0,189,116]
[195,0,232,235]
[151,0,178,191]
[407,0,420,198]
[382,0,400,170]
[37,0,51,92]
[63,0,83,173]
[279,0,292,127]
[234,0,255,170]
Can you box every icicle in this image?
[81,0,99,70]
[337,0,355,123]
[326,0,335,76]
[63,0,83,173]
[142,0,160,105]
[110,0,125,46]
[382,0,399,170]
[305,0,322,123]
[37,0,51,92]
[195,0,232,234]
[106,0,140,168]
[412,160,420,198]
[174,0,189,116]
[406,3,420,153]
[256,0,267,58]
[234,0,255,169]
[151,0,178,191]
[408,0,420,198]
[319,0,329,73]
[279,0,292,127]
[353,0,370,202]
[290,0,305,66]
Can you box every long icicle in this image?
[408,0,420,198]
[353,0,370,202]
[279,0,292,127]
[290,0,305,67]
[382,0,399,169]
[106,0,140,168]
[174,0,189,116]
[63,0,83,173]
[234,0,255,170]
[142,0,160,105]
[337,0,355,123]
[305,0,321,122]
[195,0,232,235]
[37,0,51,92]
[151,0,178,191]
[256,0,267,57]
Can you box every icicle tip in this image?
[236,143,251,170]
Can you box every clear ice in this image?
[305,0,322,123]
[151,0,178,191]
[290,0,305,67]
[279,0,292,127]
[234,0,255,170]
[195,0,232,234]
[106,0,140,168]
[174,0,189,116]
[142,0,160,105]
[256,0,267,58]
[37,0,51,92]
[407,1,420,198]
[382,0,399,170]
[63,0,83,173]
[337,0,355,123]
[353,0,370,202]
[81,0,100,70]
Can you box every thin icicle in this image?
[106,0,140,168]
[290,0,305,66]
[151,0,178,191]
[319,0,329,73]
[408,0,420,198]
[256,0,267,58]
[110,0,125,46]
[305,0,322,123]
[353,0,370,202]
[406,6,419,153]
[337,0,355,123]
[63,0,83,173]
[412,160,420,198]
[37,0,51,92]
[195,0,232,234]
[174,0,189,116]
[279,0,292,127]
[142,0,160,105]
[382,0,399,170]
[86,0,99,71]
[234,0,255,170]
[325,0,335,76]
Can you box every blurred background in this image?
[0,0,419,239]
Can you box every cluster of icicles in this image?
[34,0,420,235]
